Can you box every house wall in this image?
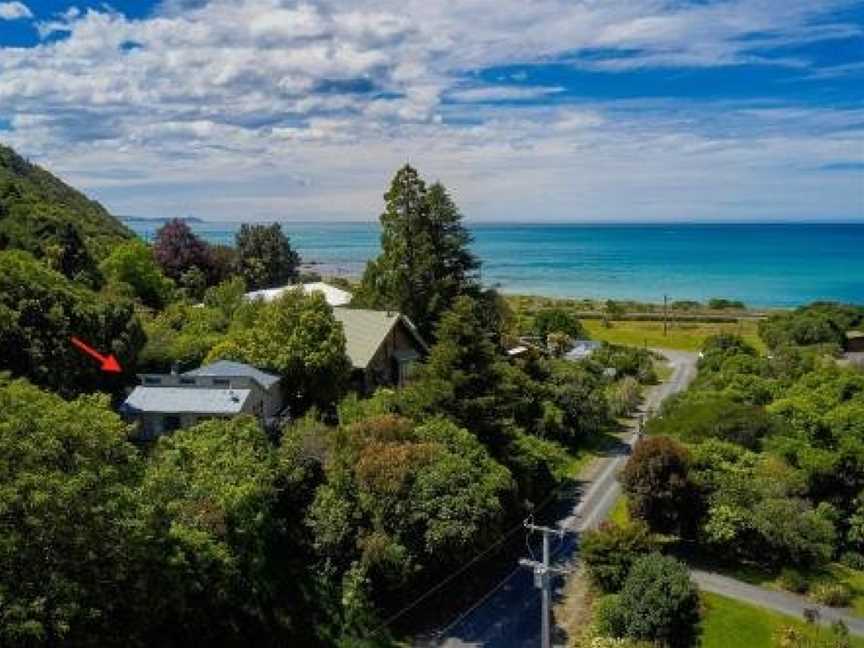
[364,321,424,390]
[261,383,284,417]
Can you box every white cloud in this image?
[0,0,860,221]
[448,86,565,103]
[0,1,31,20]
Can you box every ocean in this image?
[127,220,864,308]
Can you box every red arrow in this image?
[70,336,122,373]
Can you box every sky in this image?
[0,0,862,222]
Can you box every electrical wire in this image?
[365,483,565,640]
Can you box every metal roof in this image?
[183,360,280,389]
[333,308,427,370]
[245,282,352,307]
[121,386,252,415]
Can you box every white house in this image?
[120,360,284,440]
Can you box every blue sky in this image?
[0,0,862,221]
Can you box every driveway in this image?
[694,570,864,636]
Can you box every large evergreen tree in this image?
[235,223,300,290]
[356,165,479,340]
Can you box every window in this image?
[143,376,161,385]
[213,378,230,386]
[163,415,181,432]
[179,377,195,385]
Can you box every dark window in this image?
[144,376,161,385]
[213,378,230,386]
[179,377,195,385]
[163,415,181,432]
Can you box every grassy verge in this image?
[608,493,632,528]
[701,592,864,648]
[582,318,765,352]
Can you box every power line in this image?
[365,484,566,640]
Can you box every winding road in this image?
[421,350,698,647]
[420,347,864,645]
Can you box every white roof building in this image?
[245,282,352,307]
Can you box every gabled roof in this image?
[245,282,352,307]
[121,386,251,415]
[183,360,281,389]
[333,307,428,370]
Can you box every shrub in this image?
[646,391,776,449]
[811,582,853,608]
[595,594,626,638]
[779,568,809,594]
[614,553,700,648]
[620,436,700,536]
[608,377,642,418]
[581,521,659,593]
[840,552,864,571]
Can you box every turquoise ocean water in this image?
[128,221,864,307]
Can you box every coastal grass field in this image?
[582,318,765,352]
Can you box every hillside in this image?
[0,144,133,260]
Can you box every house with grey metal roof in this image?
[120,360,284,440]
[333,307,428,391]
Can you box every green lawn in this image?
[582,319,765,353]
[700,592,864,648]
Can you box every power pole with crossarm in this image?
[519,520,567,648]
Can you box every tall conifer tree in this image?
[356,165,479,339]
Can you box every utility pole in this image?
[663,293,669,337]
[519,520,567,648]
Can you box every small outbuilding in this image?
[120,360,284,440]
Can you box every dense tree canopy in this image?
[0,379,143,646]
[355,165,479,340]
[533,308,586,345]
[206,289,350,411]
[759,303,863,350]
[235,223,300,290]
[305,414,514,638]
[0,144,132,262]
[138,416,299,645]
[100,239,175,309]
[0,250,144,396]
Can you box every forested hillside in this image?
[0,144,132,266]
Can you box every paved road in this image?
[420,350,698,648]
[694,570,864,636]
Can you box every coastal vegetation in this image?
[3,145,863,646]
[575,303,864,647]
[0,155,629,646]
